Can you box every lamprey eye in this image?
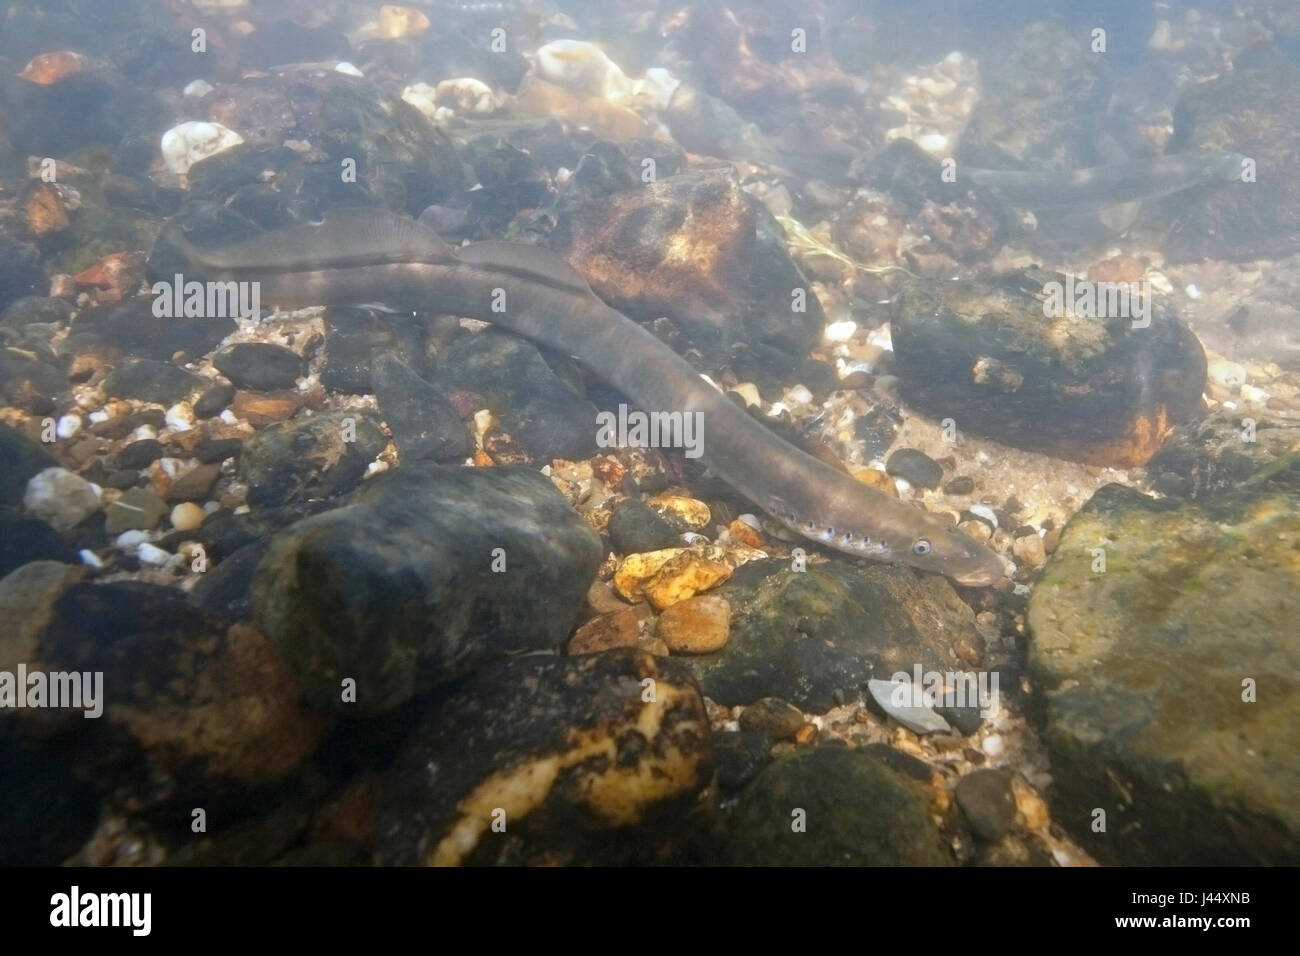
[912,538,933,556]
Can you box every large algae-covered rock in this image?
[723,747,953,866]
[687,558,982,712]
[553,164,822,360]
[1145,409,1300,500]
[891,269,1206,466]
[1027,459,1300,864]
[253,464,603,714]
[0,564,322,788]
[1163,46,1300,262]
[376,648,712,865]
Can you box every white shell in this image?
[160,121,244,175]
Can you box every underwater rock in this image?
[712,729,774,792]
[376,648,712,865]
[687,558,982,712]
[432,330,599,463]
[656,594,731,654]
[891,269,1207,467]
[0,515,77,578]
[0,236,44,313]
[189,541,267,624]
[370,351,469,463]
[0,347,63,413]
[160,121,246,176]
[253,464,603,714]
[73,298,235,364]
[213,343,304,391]
[738,697,806,741]
[23,467,100,533]
[0,734,99,865]
[194,382,236,418]
[103,486,168,534]
[102,359,206,405]
[612,547,732,612]
[3,571,321,785]
[236,410,386,508]
[1027,464,1300,864]
[567,608,640,655]
[553,165,822,360]
[320,308,407,394]
[866,678,953,736]
[954,768,1017,843]
[886,447,944,489]
[1146,410,1300,499]
[0,426,59,504]
[606,497,680,554]
[1163,47,1300,262]
[722,747,953,866]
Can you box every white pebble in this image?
[56,413,81,439]
[785,385,813,405]
[88,409,110,424]
[334,61,363,77]
[681,532,709,544]
[401,82,439,122]
[982,734,1005,757]
[737,513,763,530]
[182,79,214,98]
[1240,384,1269,403]
[23,468,100,532]
[160,121,245,176]
[867,325,894,351]
[1185,283,1202,299]
[968,503,998,527]
[78,549,104,568]
[130,425,158,442]
[136,542,171,566]
[436,77,497,115]
[165,402,196,432]
[114,530,150,551]
[219,409,239,424]
[823,319,858,342]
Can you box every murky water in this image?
[0,0,1296,873]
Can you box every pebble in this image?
[136,542,171,566]
[738,697,806,740]
[55,414,81,439]
[982,734,1005,757]
[967,503,998,527]
[170,502,205,532]
[1012,532,1047,568]
[886,447,944,489]
[113,438,164,470]
[955,769,1017,842]
[104,486,168,533]
[647,494,711,531]
[655,595,731,653]
[854,467,898,496]
[194,382,236,418]
[866,678,953,735]
[607,498,679,554]
[160,121,244,176]
[943,475,975,495]
[1207,358,1247,392]
[213,343,304,392]
[729,383,761,408]
[23,468,100,532]
[612,548,732,610]
[165,402,196,432]
[567,608,640,655]
[164,462,221,502]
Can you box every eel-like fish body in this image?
[964,149,1245,207]
[174,208,1009,586]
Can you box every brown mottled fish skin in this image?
[174,210,1008,586]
